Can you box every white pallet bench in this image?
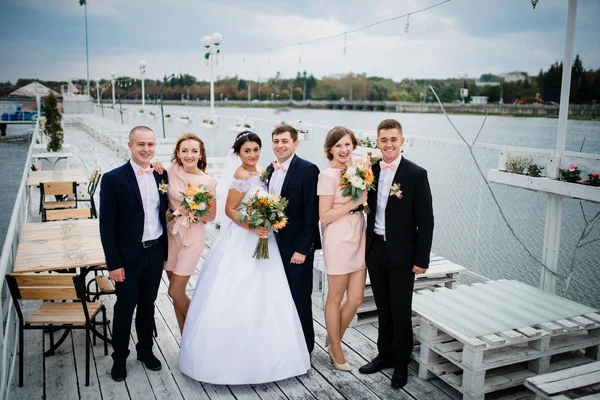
[411,280,600,400]
[313,251,467,326]
[524,360,600,399]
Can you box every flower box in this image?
[229,123,253,133]
[177,117,192,124]
[488,169,600,203]
[198,120,217,130]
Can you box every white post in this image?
[554,0,577,162]
[96,79,100,107]
[111,72,116,106]
[139,60,147,110]
[539,0,577,293]
[210,53,215,116]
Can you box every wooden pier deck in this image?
[7,123,536,400]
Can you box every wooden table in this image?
[524,361,600,399]
[14,219,105,273]
[27,169,89,187]
[412,280,600,400]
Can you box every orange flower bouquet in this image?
[236,189,289,259]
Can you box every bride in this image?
[179,131,310,384]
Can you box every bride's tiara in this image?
[234,131,252,143]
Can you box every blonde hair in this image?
[171,133,207,172]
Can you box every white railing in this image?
[0,131,34,399]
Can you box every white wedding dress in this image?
[179,175,310,384]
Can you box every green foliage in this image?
[505,154,531,174]
[44,93,63,152]
[526,164,543,177]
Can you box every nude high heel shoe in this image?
[329,347,352,372]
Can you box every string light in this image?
[531,0,538,9]
[405,14,410,33]
[343,33,347,55]
[298,43,302,64]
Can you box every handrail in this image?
[0,130,35,399]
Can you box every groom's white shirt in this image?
[374,154,402,236]
[269,156,293,196]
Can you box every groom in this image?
[267,124,321,354]
[99,126,169,381]
[359,119,434,389]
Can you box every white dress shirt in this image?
[374,155,402,236]
[130,160,163,242]
[269,156,293,196]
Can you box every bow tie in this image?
[379,160,397,171]
[136,166,155,175]
[272,162,287,172]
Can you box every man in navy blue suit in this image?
[266,124,321,354]
[100,126,169,382]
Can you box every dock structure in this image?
[6,118,597,400]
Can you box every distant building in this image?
[471,96,489,105]
[503,72,528,83]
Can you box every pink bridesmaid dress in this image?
[317,167,366,275]
[164,162,217,276]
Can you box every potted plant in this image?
[583,173,600,187]
[559,163,581,183]
[44,93,63,152]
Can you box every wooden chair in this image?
[45,208,92,221]
[30,162,41,171]
[5,273,109,387]
[75,168,101,218]
[40,182,78,222]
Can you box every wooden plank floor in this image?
[8,124,535,399]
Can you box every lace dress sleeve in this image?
[230,178,251,193]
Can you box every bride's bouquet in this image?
[340,160,376,214]
[168,183,214,234]
[236,189,289,259]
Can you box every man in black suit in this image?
[266,124,321,354]
[359,119,434,389]
[99,126,169,381]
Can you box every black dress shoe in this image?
[358,356,394,374]
[391,367,408,389]
[137,352,162,371]
[111,359,127,382]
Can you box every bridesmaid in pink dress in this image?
[163,133,217,333]
[317,126,367,371]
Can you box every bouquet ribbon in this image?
[172,214,190,235]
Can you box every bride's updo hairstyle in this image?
[232,130,262,154]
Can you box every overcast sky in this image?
[1,0,599,83]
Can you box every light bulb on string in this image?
[343,33,347,56]
[243,53,246,62]
[299,43,302,64]
[405,14,410,33]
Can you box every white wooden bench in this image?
[412,280,600,400]
[524,361,600,399]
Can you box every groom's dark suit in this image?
[366,156,434,368]
[99,161,169,361]
[267,154,321,352]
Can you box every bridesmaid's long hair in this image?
[172,133,208,172]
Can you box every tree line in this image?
[1,55,598,105]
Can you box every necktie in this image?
[137,166,155,175]
[272,161,287,172]
[379,160,397,171]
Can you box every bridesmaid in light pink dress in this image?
[317,126,367,371]
[160,133,216,333]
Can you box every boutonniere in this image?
[389,182,403,199]
[260,168,272,184]
[159,180,168,194]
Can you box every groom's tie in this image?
[271,161,287,172]
[137,166,155,175]
[379,160,397,170]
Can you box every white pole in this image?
[539,0,578,293]
[141,73,145,109]
[111,79,116,105]
[210,52,215,116]
[554,0,577,162]
[96,80,100,107]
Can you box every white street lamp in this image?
[110,71,116,105]
[138,60,147,109]
[203,32,222,116]
[96,77,100,107]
